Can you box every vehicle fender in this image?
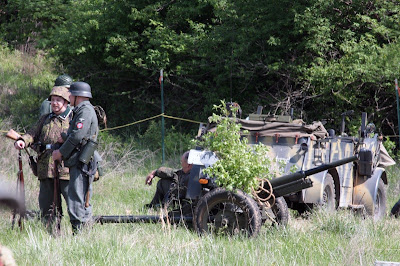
[353,167,386,210]
[301,170,329,204]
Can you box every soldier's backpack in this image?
[94,105,107,128]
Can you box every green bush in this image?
[382,137,399,161]
[197,101,273,193]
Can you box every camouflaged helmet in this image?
[54,74,73,88]
[48,86,70,102]
[69,81,92,98]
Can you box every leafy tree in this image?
[2,0,400,148]
[0,0,70,53]
[197,101,273,193]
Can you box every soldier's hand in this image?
[52,150,62,162]
[145,170,156,185]
[14,140,25,150]
[57,134,64,143]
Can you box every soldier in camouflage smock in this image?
[52,81,99,233]
[40,74,73,117]
[14,86,72,227]
[145,151,193,208]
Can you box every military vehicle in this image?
[95,109,394,237]
[240,109,395,219]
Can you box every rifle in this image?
[6,129,27,229]
[11,150,26,230]
[6,129,38,176]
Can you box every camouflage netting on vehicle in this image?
[236,119,328,139]
[378,144,396,167]
[206,118,328,139]
[204,117,396,167]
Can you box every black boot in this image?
[71,221,82,235]
[391,200,400,218]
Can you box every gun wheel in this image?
[194,188,262,237]
[263,196,289,227]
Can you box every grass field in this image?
[1,136,400,265]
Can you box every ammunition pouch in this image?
[81,150,103,181]
[64,139,99,168]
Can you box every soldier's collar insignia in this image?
[58,107,72,120]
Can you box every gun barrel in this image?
[268,155,357,198]
[303,155,357,177]
[94,215,193,224]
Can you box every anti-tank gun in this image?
[95,149,358,237]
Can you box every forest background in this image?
[1,0,400,153]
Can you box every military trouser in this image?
[149,179,173,206]
[67,164,93,232]
[39,178,68,225]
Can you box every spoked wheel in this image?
[263,196,289,227]
[194,188,262,237]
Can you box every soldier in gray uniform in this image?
[14,86,72,228]
[40,74,73,117]
[52,81,99,233]
[145,151,193,208]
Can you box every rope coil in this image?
[251,177,275,208]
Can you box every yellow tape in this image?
[161,114,203,124]
[100,114,163,132]
[100,113,204,132]
[1,113,204,135]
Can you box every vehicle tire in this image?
[263,197,289,227]
[321,173,336,212]
[365,178,386,220]
[193,187,262,237]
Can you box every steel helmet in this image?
[48,86,70,102]
[54,74,73,88]
[69,81,92,98]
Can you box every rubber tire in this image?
[321,173,336,212]
[264,197,289,227]
[365,178,386,221]
[193,187,262,237]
